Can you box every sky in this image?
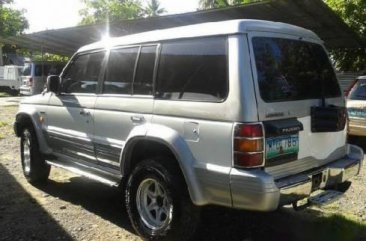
[11,0,199,33]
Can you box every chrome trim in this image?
[234,136,263,140]
[234,151,263,155]
[232,122,265,168]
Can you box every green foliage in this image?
[324,0,366,71]
[0,0,28,37]
[17,49,69,62]
[144,0,165,17]
[79,0,144,24]
[198,0,264,9]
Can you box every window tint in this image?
[48,64,65,75]
[156,37,228,101]
[349,79,366,100]
[62,51,105,93]
[104,47,139,94]
[35,64,51,76]
[252,37,341,102]
[134,46,157,95]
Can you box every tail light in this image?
[28,77,33,86]
[233,123,264,168]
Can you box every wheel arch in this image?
[15,110,51,154]
[120,134,206,206]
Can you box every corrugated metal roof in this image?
[0,0,364,56]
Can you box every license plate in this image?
[348,108,366,118]
[266,135,299,159]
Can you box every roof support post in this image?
[0,44,3,66]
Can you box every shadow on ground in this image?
[0,164,73,241]
[34,173,366,241]
[36,177,135,234]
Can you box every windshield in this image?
[22,63,31,76]
[252,37,341,102]
[349,79,366,100]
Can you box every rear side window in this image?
[35,64,47,76]
[252,37,341,102]
[104,47,139,94]
[156,37,228,101]
[62,51,105,94]
[134,45,157,95]
[349,79,366,100]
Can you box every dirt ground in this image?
[1,104,366,241]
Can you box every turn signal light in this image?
[234,139,263,152]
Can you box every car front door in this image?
[45,51,106,165]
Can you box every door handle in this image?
[130,116,145,123]
[80,110,90,116]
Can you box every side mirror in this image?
[46,75,60,93]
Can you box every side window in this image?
[35,65,42,76]
[103,47,139,94]
[156,37,228,101]
[62,51,105,94]
[133,45,157,95]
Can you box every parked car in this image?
[19,61,65,95]
[347,75,366,136]
[0,65,23,95]
[14,20,363,241]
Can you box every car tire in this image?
[20,126,50,184]
[125,158,200,241]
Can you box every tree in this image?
[79,0,144,24]
[198,0,263,10]
[0,0,28,37]
[144,0,165,17]
[324,0,366,71]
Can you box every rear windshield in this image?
[349,79,366,100]
[252,37,341,102]
[22,64,31,76]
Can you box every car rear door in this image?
[248,33,347,180]
[93,45,157,171]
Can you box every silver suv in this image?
[14,20,364,241]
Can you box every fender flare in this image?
[120,123,206,205]
[15,108,51,154]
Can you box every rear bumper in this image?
[348,118,366,136]
[230,144,363,211]
[19,85,32,96]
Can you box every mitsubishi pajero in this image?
[14,20,364,241]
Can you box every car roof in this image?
[357,75,366,80]
[78,19,321,53]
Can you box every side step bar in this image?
[47,160,120,187]
[293,190,343,211]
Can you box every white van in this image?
[0,65,23,95]
[19,61,65,95]
[14,20,363,241]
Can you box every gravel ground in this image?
[1,104,366,241]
